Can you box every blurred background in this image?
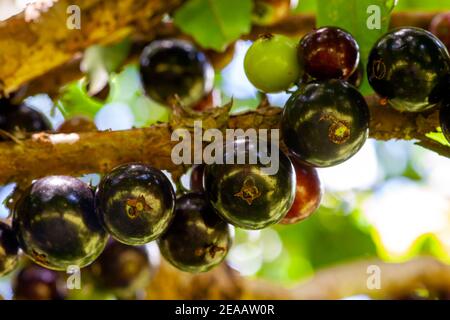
[0,0,449,300]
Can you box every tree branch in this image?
[0,99,445,186]
[0,0,183,97]
[147,257,450,300]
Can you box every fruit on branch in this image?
[347,62,364,88]
[0,99,52,140]
[57,116,97,133]
[89,240,153,297]
[204,138,296,230]
[0,222,19,277]
[281,80,369,168]
[368,27,450,112]
[252,0,291,26]
[280,159,322,225]
[298,27,360,81]
[430,12,450,49]
[96,163,176,245]
[440,98,450,143]
[158,193,231,273]
[244,34,301,93]
[190,164,205,193]
[13,176,108,270]
[13,263,67,300]
[139,39,215,108]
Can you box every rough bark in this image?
[147,257,450,300]
[0,99,442,186]
[0,0,183,96]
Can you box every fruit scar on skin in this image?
[32,249,47,264]
[319,113,351,145]
[234,177,262,205]
[126,195,152,219]
[195,244,226,259]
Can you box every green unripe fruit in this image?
[244,34,301,93]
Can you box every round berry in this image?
[96,163,176,245]
[280,160,322,224]
[430,12,450,49]
[0,99,52,140]
[190,164,205,193]
[298,27,360,80]
[281,80,369,168]
[367,27,450,112]
[89,240,153,297]
[204,138,296,230]
[0,222,19,277]
[347,62,364,88]
[13,263,67,300]
[244,34,301,93]
[13,176,108,270]
[158,193,231,273]
[57,116,97,133]
[140,39,214,108]
[440,98,450,143]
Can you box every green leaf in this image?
[108,65,171,126]
[57,80,103,118]
[81,39,131,95]
[174,0,253,51]
[316,0,393,95]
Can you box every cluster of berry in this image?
[245,25,450,168]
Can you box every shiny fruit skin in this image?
[140,39,214,108]
[13,176,108,271]
[158,193,231,273]
[298,27,360,80]
[89,240,153,296]
[0,100,52,140]
[347,62,364,88]
[244,34,301,93]
[0,222,19,277]
[252,0,291,26]
[204,138,296,230]
[430,12,450,49]
[281,80,369,168]
[190,164,205,193]
[13,263,67,300]
[367,27,450,112]
[440,98,450,143]
[280,160,322,224]
[57,116,97,133]
[96,163,176,245]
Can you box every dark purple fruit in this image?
[139,39,214,108]
[430,12,450,49]
[158,193,231,273]
[0,99,52,140]
[13,263,67,300]
[89,240,153,297]
[280,159,322,224]
[0,222,19,277]
[13,176,108,270]
[57,116,97,133]
[440,98,450,143]
[367,27,450,112]
[298,27,360,80]
[281,80,369,168]
[190,164,205,192]
[96,163,176,245]
[204,138,296,230]
[347,62,364,88]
